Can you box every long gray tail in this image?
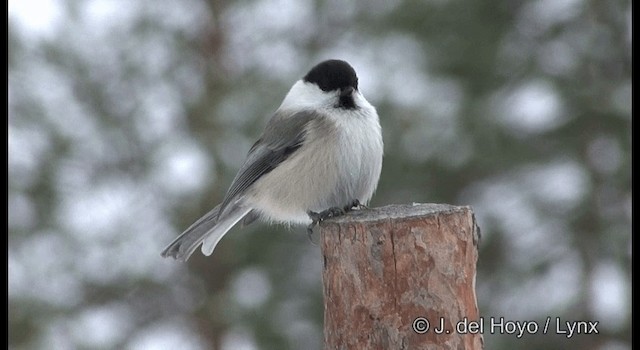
[161,204,251,262]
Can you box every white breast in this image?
[247,87,383,224]
[329,92,383,205]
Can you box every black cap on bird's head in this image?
[303,59,359,93]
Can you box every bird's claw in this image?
[306,207,344,240]
[306,199,366,240]
[345,199,367,211]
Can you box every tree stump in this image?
[320,203,482,350]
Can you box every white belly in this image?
[247,107,383,224]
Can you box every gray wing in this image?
[217,110,319,217]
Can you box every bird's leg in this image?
[307,199,366,238]
[345,199,368,211]
[306,207,345,238]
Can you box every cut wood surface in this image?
[320,203,482,350]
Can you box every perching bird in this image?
[161,59,383,261]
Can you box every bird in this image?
[161,59,383,261]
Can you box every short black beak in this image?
[338,86,357,109]
[340,86,355,97]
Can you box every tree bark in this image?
[320,203,482,350]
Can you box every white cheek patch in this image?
[279,81,336,111]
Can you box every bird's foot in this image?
[306,199,365,239]
[306,206,345,238]
[345,199,368,211]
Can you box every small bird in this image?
[161,59,383,261]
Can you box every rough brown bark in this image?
[320,203,482,350]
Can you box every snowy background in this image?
[9,0,631,349]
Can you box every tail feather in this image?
[161,204,250,261]
[200,206,251,256]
